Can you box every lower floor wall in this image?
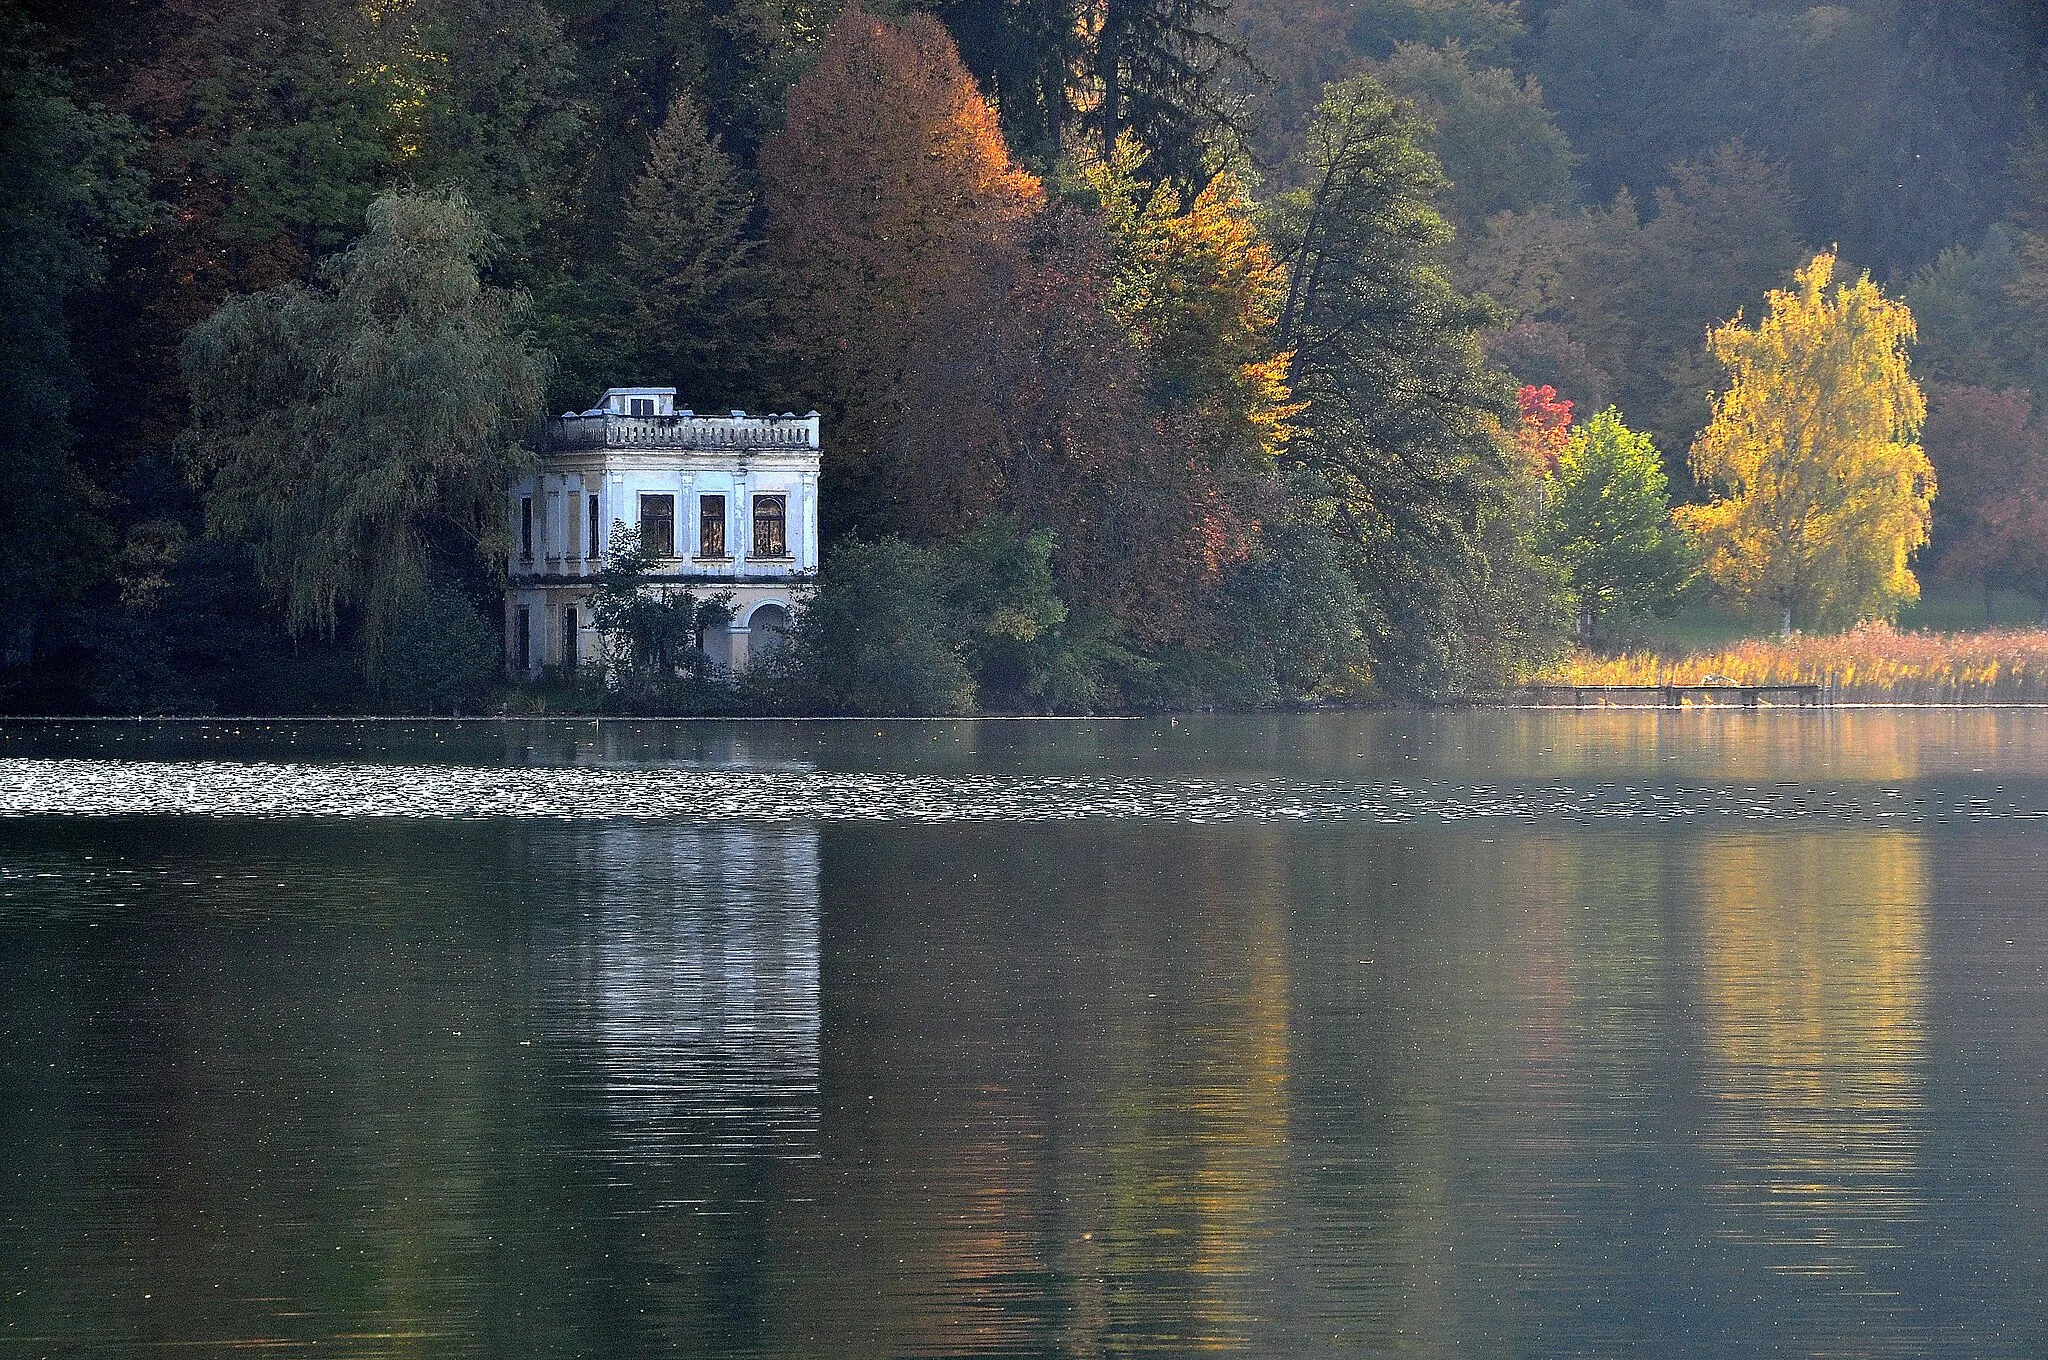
[504,584,800,677]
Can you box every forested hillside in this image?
[5,0,2047,712]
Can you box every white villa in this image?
[507,387,820,675]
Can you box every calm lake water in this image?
[3,711,2046,1357]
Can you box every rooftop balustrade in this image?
[545,411,820,451]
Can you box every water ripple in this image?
[3,757,2043,822]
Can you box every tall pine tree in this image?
[610,90,765,402]
[1273,75,1554,694]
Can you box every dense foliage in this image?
[1540,407,1692,643]
[180,190,549,667]
[1679,253,1932,634]
[6,0,2046,711]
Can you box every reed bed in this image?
[1530,625,2048,702]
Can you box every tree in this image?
[382,582,502,713]
[1541,407,1691,642]
[1485,321,1609,411]
[1376,41,1576,234]
[1513,383,1572,476]
[1678,251,1933,635]
[180,189,551,666]
[761,5,1042,533]
[774,536,977,714]
[587,523,733,692]
[1460,143,1808,467]
[1229,0,1523,181]
[943,0,1249,186]
[1084,139,1297,465]
[1905,226,2041,395]
[1271,74,1550,695]
[1924,384,2048,615]
[397,0,588,264]
[889,205,1249,645]
[0,14,151,664]
[940,0,1087,167]
[610,91,765,400]
[1083,0,1248,190]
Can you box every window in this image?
[587,494,600,559]
[639,493,676,558]
[698,494,727,557]
[563,605,579,669]
[516,607,531,671]
[566,491,581,559]
[520,496,533,559]
[753,494,788,557]
[629,397,654,416]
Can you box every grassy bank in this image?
[1532,625,2048,702]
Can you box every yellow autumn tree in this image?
[1678,250,1933,635]
[1081,135,1300,469]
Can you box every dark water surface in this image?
[2,712,2045,1356]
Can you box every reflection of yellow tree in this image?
[1467,709,1925,787]
[1698,831,1928,1272]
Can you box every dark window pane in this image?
[520,497,532,559]
[563,606,579,669]
[639,494,676,557]
[753,495,787,557]
[587,495,600,559]
[516,607,530,670]
[699,495,727,557]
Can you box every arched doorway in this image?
[748,602,792,665]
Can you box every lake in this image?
[2,711,2045,1356]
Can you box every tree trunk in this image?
[1780,605,1793,640]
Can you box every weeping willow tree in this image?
[180,189,550,668]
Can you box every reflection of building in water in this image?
[543,823,821,1159]
[1697,831,1928,1275]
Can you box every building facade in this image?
[507,388,820,676]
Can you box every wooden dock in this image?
[1520,683,1824,708]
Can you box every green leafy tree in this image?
[1678,251,1933,634]
[1906,226,2041,395]
[774,536,976,714]
[939,522,1117,711]
[0,15,151,654]
[1540,407,1692,642]
[1271,74,1550,695]
[1216,517,1374,702]
[401,0,588,263]
[587,523,734,684]
[1376,41,1576,233]
[382,581,503,713]
[180,189,551,668]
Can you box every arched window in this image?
[754,495,788,558]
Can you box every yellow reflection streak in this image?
[1698,831,1928,1276]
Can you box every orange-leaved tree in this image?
[762,5,1043,533]
[1514,383,1573,476]
[892,206,1261,644]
